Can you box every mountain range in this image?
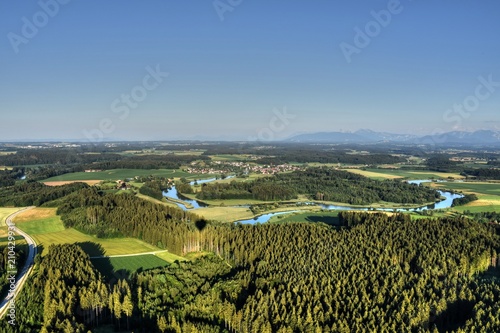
[286,129,500,145]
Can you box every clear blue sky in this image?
[1,0,499,141]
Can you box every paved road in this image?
[0,206,37,319]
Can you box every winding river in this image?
[162,178,463,224]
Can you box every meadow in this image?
[42,168,208,182]
[359,168,465,180]
[12,208,167,256]
[431,182,500,213]
[91,254,171,279]
[194,206,255,222]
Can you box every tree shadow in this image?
[75,241,106,257]
[305,214,341,226]
[433,299,474,332]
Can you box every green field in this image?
[431,182,500,213]
[43,168,209,182]
[194,206,255,222]
[91,254,171,279]
[432,182,500,196]
[269,211,341,225]
[13,211,163,256]
[33,228,162,256]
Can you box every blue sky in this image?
[1,0,499,141]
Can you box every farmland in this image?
[42,168,208,182]
[431,181,500,213]
[91,254,172,279]
[12,208,168,256]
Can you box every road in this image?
[0,206,37,319]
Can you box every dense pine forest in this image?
[196,168,440,205]
[1,210,499,332]
[1,143,499,332]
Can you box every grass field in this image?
[91,254,170,279]
[342,169,402,180]
[43,180,102,186]
[431,182,500,196]
[11,208,163,256]
[194,206,255,222]
[43,168,208,182]
[269,211,341,225]
[209,154,249,161]
[33,229,162,256]
[431,182,500,213]
[12,208,65,235]
[361,168,465,180]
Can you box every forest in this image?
[462,168,500,180]
[1,143,499,332]
[195,167,440,205]
[0,181,88,207]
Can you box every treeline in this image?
[138,176,172,200]
[0,149,209,182]
[462,168,500,180]
[0,168,24,187]
[0,148,122,166]
[196,180,296,201]
[452,194,479,207]
[426,156,462,172]
[0,244,133,332]
[0,244,29,302]
[3,212,500,332]
[200,143,405,165]
[57,187,203,252]
[0,181,88,207]
[196,167,440,205]
[92,154,209,170]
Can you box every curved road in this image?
[0,206,37,319]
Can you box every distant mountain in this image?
[286,129,417,143]
[417,130,500,145]
[286,129,500,145]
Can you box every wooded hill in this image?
[195,167,440,205]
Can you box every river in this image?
[162,178,463,224]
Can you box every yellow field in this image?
[342,169,402,179]
[194,206,254,222]
[408,171,465,179]
[0,166,13,170]
[13,207,57,223]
